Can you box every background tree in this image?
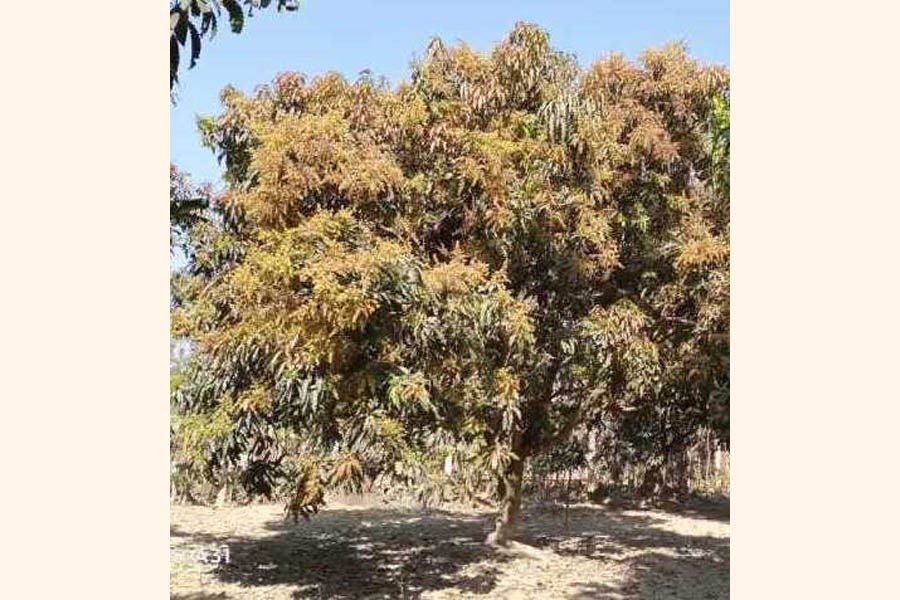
[170,164,210,251]
[171,23,729,545]
[170,0,301,92]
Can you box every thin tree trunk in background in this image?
[610,453,622,488]
[215,482,230,507]
[564,468,572,533]
[675,449,689,497]
[486,452,526,546]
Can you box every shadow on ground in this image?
[171,500,729,599]
[203,509,505,598]
[517,504,729,599]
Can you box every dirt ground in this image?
[170,497,729,599]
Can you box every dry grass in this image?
[170,497,728,599]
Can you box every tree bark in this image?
[485,452,526,546]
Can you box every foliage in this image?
[707,93,730,200]
[170,0,301,93]
[171,23,729,536]
[170,164,210,254]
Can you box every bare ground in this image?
[170,498,728,599]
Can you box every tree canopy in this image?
[171,23,729,544]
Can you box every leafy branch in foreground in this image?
[170,0,301,93]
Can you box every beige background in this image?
[2,1,899,598]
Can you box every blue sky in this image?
[171,0,729,187]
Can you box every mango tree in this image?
[171,23,729,545]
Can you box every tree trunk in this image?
[564,468,572,533]
[215,483,229,507]
[485,452,526,547]
[672,449,689,498]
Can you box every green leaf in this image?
[221,0,245,34]
[188,22,202,69]
[200,11,216,37]
[174,12,189,46]
[170,36,180,89]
